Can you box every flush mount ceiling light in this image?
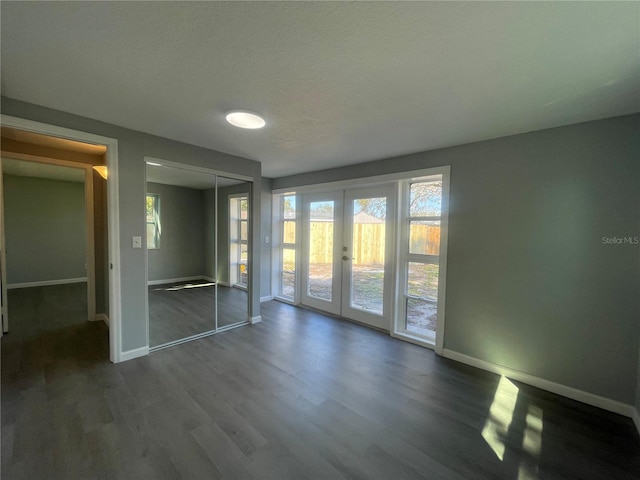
[225,110,266,129]
[145,161,163,166]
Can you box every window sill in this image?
[391,329,436,350]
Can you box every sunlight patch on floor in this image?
[153,282,216,291]
[518,404,544,480]
[481,375,519,461]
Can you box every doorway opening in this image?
[299,185,395,331]
[272,167,450,352]
[1,158,94,341]
[0,116,121,362]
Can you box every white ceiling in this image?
[1,2,638,178]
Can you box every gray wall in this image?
[261,177,273,299]
[4,174,86,284]
[146,182,205,282]
[1,96,262,352]
[274,114,640,406]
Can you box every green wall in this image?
[4,174,86,284]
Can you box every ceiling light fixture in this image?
[146,161,163,166]
[225,110,266,129]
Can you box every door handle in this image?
[342,255,349,261]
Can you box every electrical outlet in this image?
[132,236,142,248]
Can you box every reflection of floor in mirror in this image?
[149,280,248,347]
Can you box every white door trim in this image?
[1,115,122,363]
[340,184,396,331]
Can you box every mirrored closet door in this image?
[146,162,251,349]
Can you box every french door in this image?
[300,185,395,330]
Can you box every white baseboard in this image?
[7,277,87,289]
[442,349,634,418]
[120,346,149,362]
[93,313,109,326]
[260,295,273,302]
[147,276,207,286]
[249,315,262,324]
[633,408,640,436]
[202,276,216,283]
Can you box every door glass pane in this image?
[281,248,296,298]
[407,262,439,300]
[410,181,442,217]
[406,297,437,336]
[350,197,386,314]
[308,201,334,301]
[409,220,440,255]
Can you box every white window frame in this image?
[392,169,450,354]
[271,165,450,354]
[273,192,299,303]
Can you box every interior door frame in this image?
[0,115,122,362]
[300,190,344,315]
[340,183,397,330]
[0,158,7,335]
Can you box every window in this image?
[280,194,297,299]
[398,179,444,343]
[146,193,160,249]
[271,167,449,352]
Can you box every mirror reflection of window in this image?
[146,193,160,249]
[229,194,248,288]
[216,178,250,329]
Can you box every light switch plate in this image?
[132,236,142,248]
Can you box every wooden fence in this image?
[283,222,440,265]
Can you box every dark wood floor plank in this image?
[190,422,254,480]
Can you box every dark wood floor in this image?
[2,292,639,479]
[149,282,249,347]
[3,283,88,341]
